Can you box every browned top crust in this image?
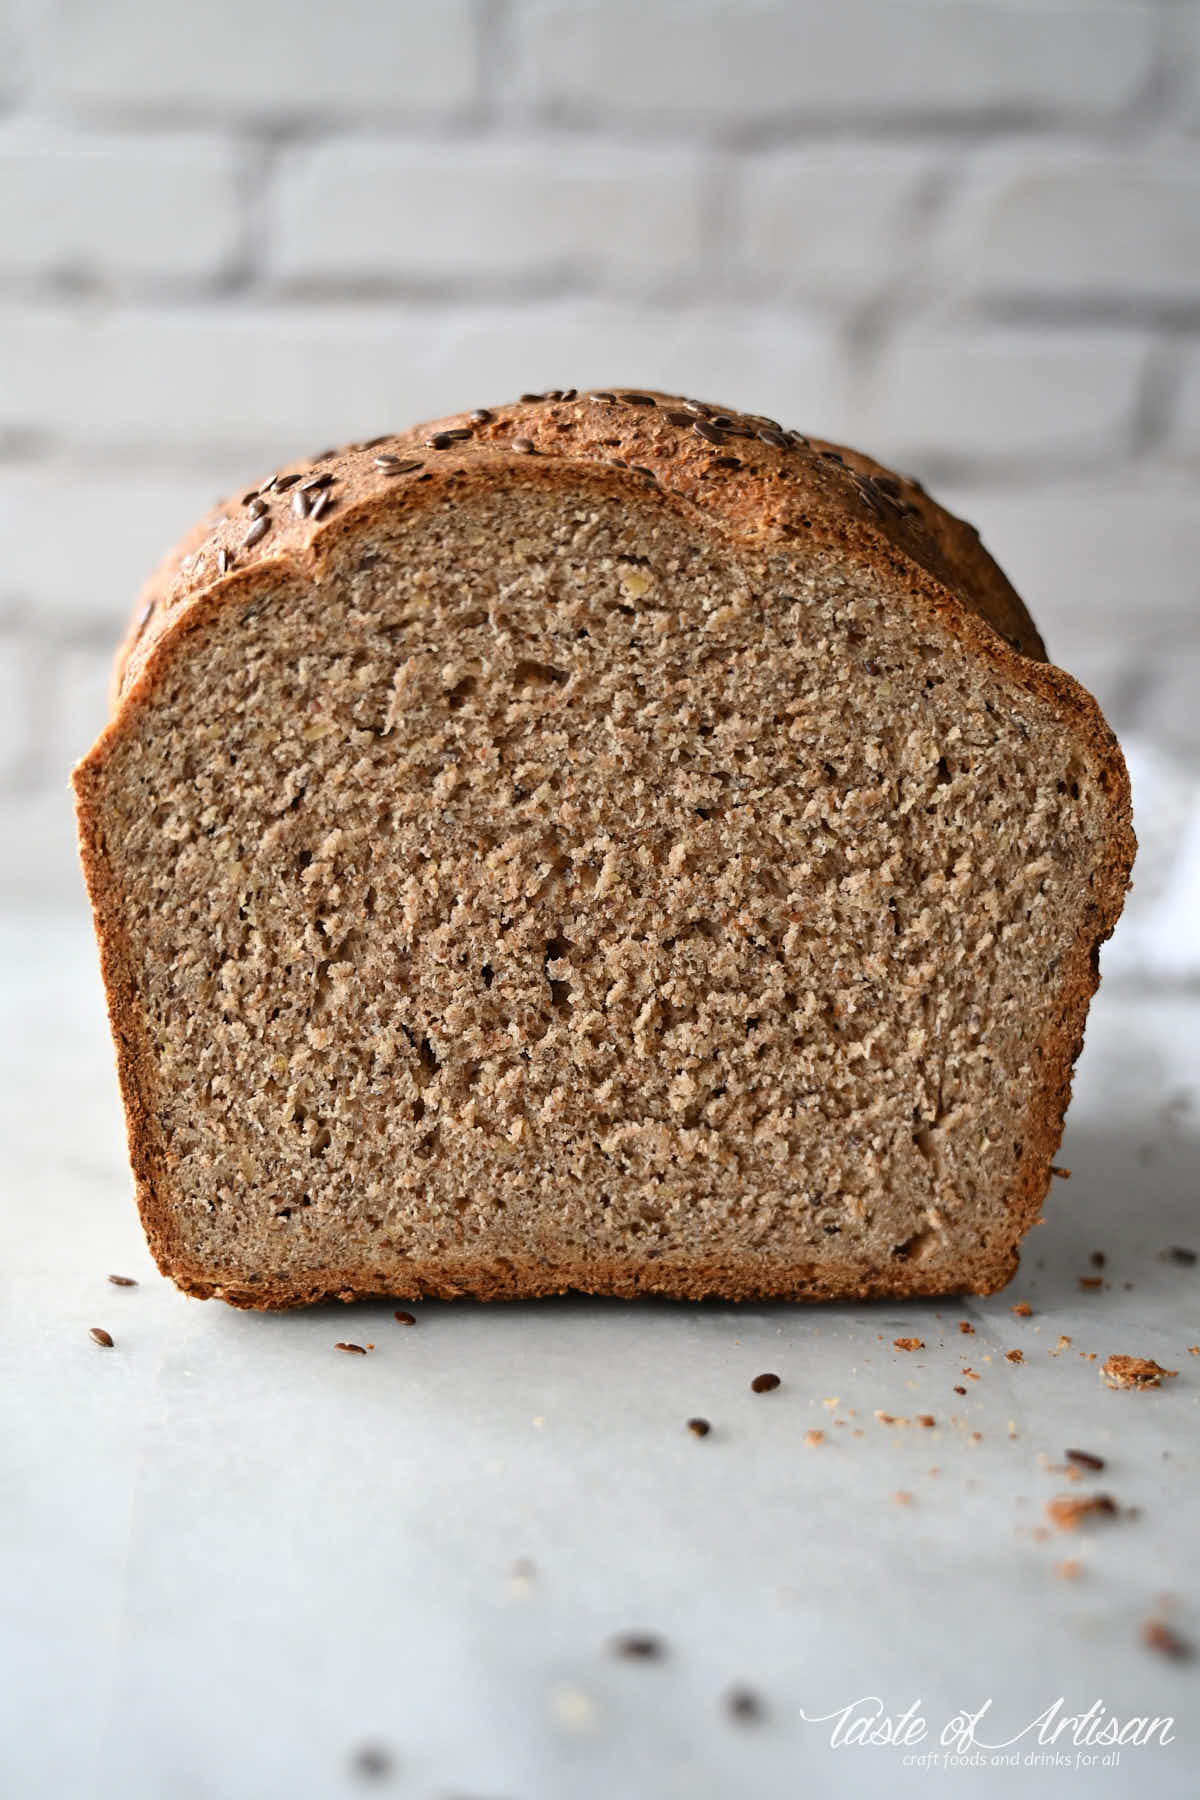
[112,388,1047,705]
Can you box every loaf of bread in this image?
[73,389,1134,1309]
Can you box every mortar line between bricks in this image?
[5,106,1178,151]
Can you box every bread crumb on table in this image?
[1141,1620,1193,1661]
[1045,1493,1118,1531]
[1102,1354,1178,1390]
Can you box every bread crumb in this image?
[893,1337,924,1352]
[1045,1493,1118,1531]
[1079,1276,1104,1292]
[917,1414,935,1428]
[1005,1349,1024,1364]
[805,1429,825,1448]
[726,1685,764,1722]
[1054,1559,1083,1580]
[892,1490,912,1505]
[958,1321,974,1335]
[1011,1301,1033,1317]
[1141,1620,1192,1661]
[1102,1354,1178,1390]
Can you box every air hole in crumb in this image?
[311,1126,331,1158]
[418,1036,439,1077]
[447,676,476,709]
[481,963,494,989]
[512,659,568,688]
[935,757,952,785]
[296,850,313,872]
[679,917,719,942]
[893,1229,937,1262]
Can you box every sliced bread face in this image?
[74,394,1133,1307]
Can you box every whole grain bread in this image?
[73,389,1134,1309]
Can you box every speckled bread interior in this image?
[73,390,1134,1308]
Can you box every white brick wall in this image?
[36,0,481,121]
[271,140,709,288]
[0,0,1196,969]
[520,1,1156,126]
[1172,347,1200,455]
[845,328,1148,468]
[0,124,245,285]
[953,149,1200,306]
[734,147,937,297]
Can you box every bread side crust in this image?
[73,394,1134,1309]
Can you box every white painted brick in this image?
[43,640,115,778]
[1171,348,1200,457]
[0,4,20,107]
[847,330,1146,467]
[0,464,232,627]
[0,787,84,904]
[0,124,243,284]
[934,483,1200,657]
[273,140,706,285]
[523,1,1153,125]
[1129,653,1200,764]
[954,151,1200,305]
[735,146,934,295]
[0,634,37,782]
[0,302,844,463]
[38,0,478,120]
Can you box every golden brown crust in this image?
[160,1246,1019,1311]
[75,387,1133,1311]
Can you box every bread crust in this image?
[73,389,1134,1310]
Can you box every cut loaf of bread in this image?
[74,389,1134,1309]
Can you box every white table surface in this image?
[3,908,1198,1800]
